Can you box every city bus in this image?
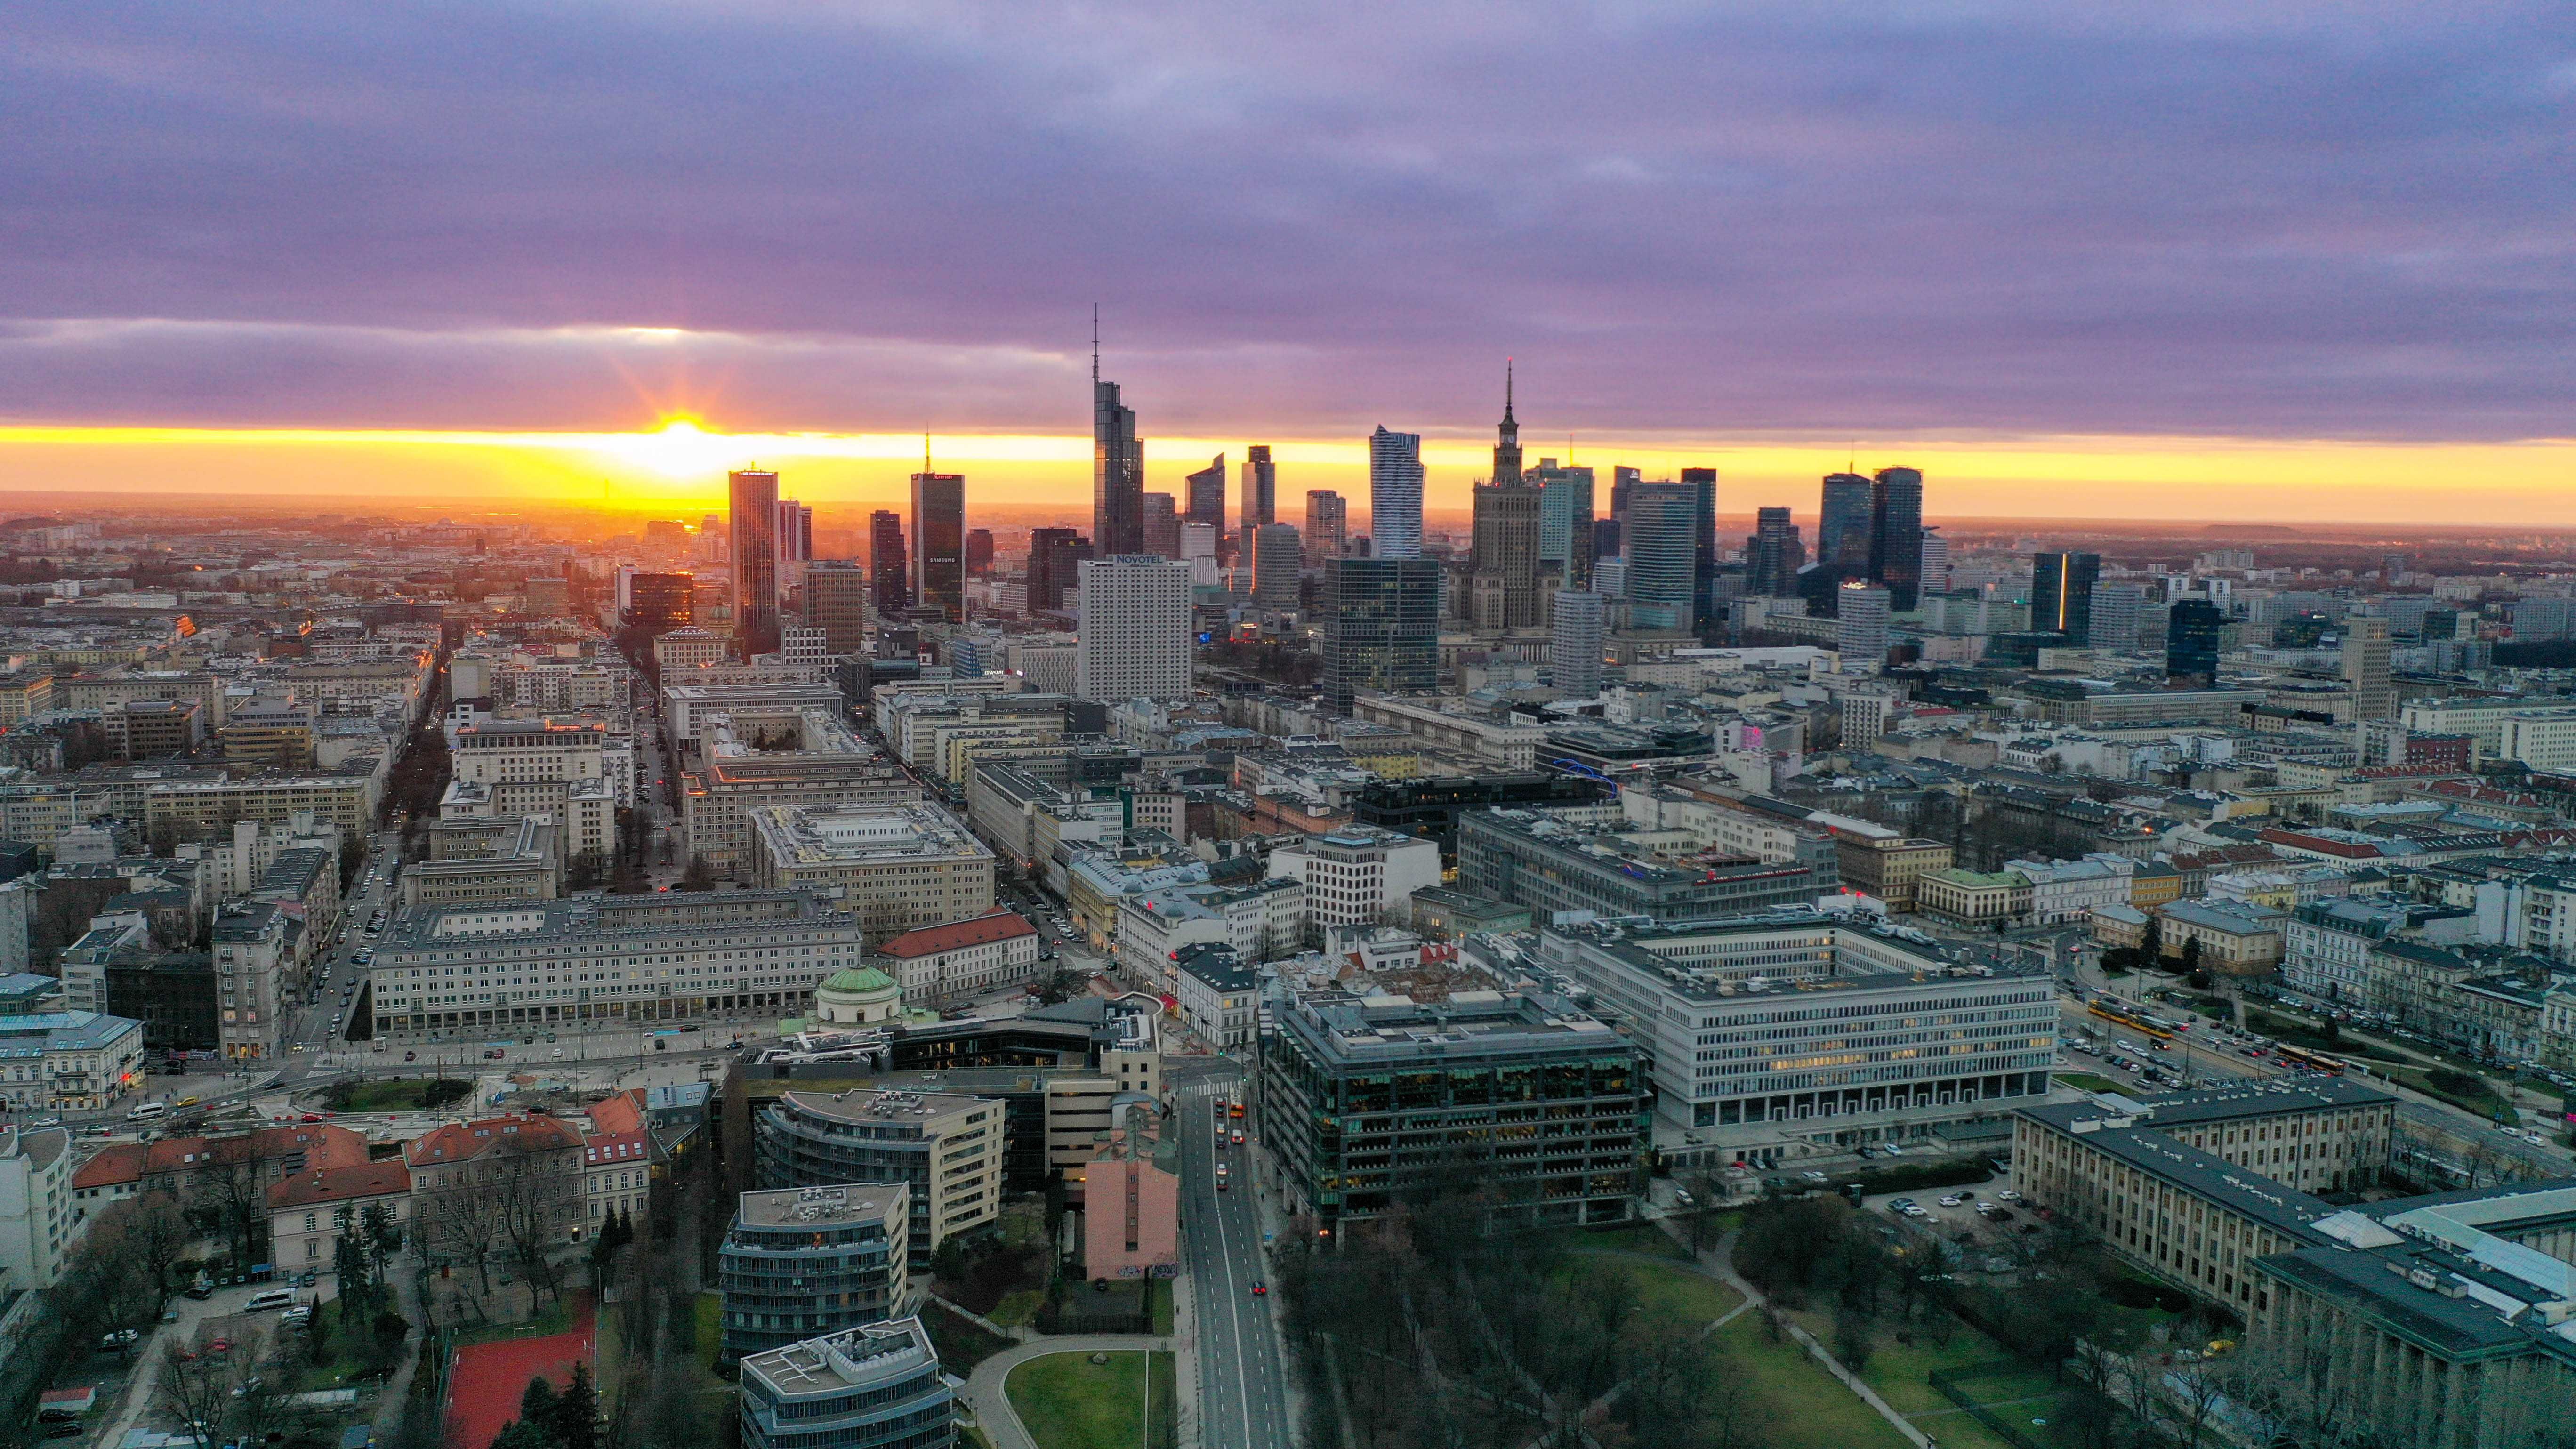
[2271,1044,2348,1076]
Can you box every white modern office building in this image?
[1074,556,1192,702]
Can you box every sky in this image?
[7,2,2576,525]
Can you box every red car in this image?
[1251,1282,1267,1296]
[300,1113,325,1123]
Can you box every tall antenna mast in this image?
[1091,305,1100,387]
[924,432,933,475]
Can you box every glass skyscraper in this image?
[1368,427,1424,560]
[1093,377,1144,556]
[1869,467,1924,611]
[1322,557,1439,715]
[729,468,781,658]
[909,470,965,623]
[2031,550,2101,644]
[1622,481,1698,631]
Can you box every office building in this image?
[1093,370,1145,557]
[1467,478,1543,629]
[757,1087,1005,1252]
[1320,558,1439,716]
[874,910,1040,1005]
[732,469,783,658]
[1241,444,1276,536]
[719,1185,910,1362]
[1252,523,1303,611]
[1817,472,1874,574]
[908,470,965,624]
[1456,809,1836,923]
[1537,916,2055,1155]
[1917,526,1950,594]
[369,890,868,1036]
[1304,490,1347,564]
[1141,493,1178,558]
[803,562,869,653]
[1622,481,1698,631]
[1368,426,1425,560]
[964,528,992,575]
[1868,466,1924,610]
[1265,827,1444,929]
[622,571,695,633]
[2343,615,2393,720]
[1025,528,1088,615]
[1532,460,1597,589]
[1550,589,1606,698]
[776,498,814,579]
[1263,985,1644,1232]
[745,804,996,936]
[1745,507,1803,596]
[2089,580,2144,652]
[1184,454,1226,535]
[868,512,908,620]
[1073,557,1191,702]
[680,707,927,873]
[1681,467,1719,633]
[2031,550,2101,643]
[1835,581,1892,664]
[2167,597,2224,684]
[737,1317,952,1449]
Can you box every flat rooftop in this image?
[735,1183,904,1230]
[750,803,989,868]
[776,1086,997,1131]
[740,1316,938,1400]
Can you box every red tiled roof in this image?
[586,1088,645,1136]
[582,1129,649,1167]
[145,1124,370,1177]
[403,1113,582,1166]
[72,1142,147,1190]
[266,1160,411,1210]
[877,909,1036,959]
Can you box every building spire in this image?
[1503,357,1516,425]
[1091,304,1100,387]
[924,431,933,475]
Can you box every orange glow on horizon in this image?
[0,421,2572,527]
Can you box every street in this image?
[1175,1072,1294,1449]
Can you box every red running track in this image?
[443,1296,596,1449]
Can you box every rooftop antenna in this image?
[1091,304,1100,387]
[924,432,932,475]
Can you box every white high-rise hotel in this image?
[1075,556,1192,701]
[1368,427,1424,560]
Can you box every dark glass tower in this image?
[728,468,781,658]
[1242,445,1277,533]
[1747,508,1803,596]
[910,470,965,623]
[1321,557,1440,716]
[2167,598,2224,684]
[2031,551,2102,644]
[1682,466,1719,635]
[1093,375,1144,556]
[1869,466,1924,611]
[1818,472,1874,576]
[1185,454,1227,532]
[868,510,908,618]
[1026,528,1091,614]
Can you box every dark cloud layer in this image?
[5,1,2575,439]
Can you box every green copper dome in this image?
[820,966,899,997]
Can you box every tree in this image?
[553,1364,599,1449]
[159,1338,245,1449]
[676,854,714,892]
[519,1376,560,1434]
[2140,913,2163,962]
[2179,935,2204,975]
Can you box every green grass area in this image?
[2387,1064,2513,1119]
[1588,1257,1744,1328]
[1713,1312,1911,1449]
[989,1289,1044,1329]
[923,1302,1014,1373]
[325,1077,474,1112]
[1150,1277,1173,1337]
[452,1292,577,1348]
[1779,1305,2072,1449]
[1574,1221,1696,1259]
[1006,1351,1177,1449]
[288,1299,384,1391]
[2054,1072,2123,1095]
[692,1292,722,1370]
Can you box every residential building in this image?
[719,1184,910,1362]
[405,1113,588,1267]
[2155,898,2288,974]
[1073,557,1191,702]
[2281,896,2478,1006]
[212,902,294,1061]
[1262,985,1644,1232]
[0,1127,74,1290]
[1835,581,1892,663]
[756,1088,1005,1252]
[2006,855,2134,925]
[2342,616,2394,721]
[0,1011,144,1111]
[744,804,996,941]
[737,1317,953,1449]
[1172,942,1257,1049]
[582,1124,653,1236]
[1303,490,1346,564]
[266,1160,411,1272]
[872,910,1040,1004]
[1550,589,1606,699]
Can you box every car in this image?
[175,1095,199,1108]
[101,1327,142,1349]
[245,1288,296,1312]
[404,1051,416,1062]
[1231,1129,1245,1145]
[1251,1281,1267,1296]
[484,1049,504,1059]
[205,1336,233,1355]
[682,1023,700,1032]
[181,1284,213,1301]
[550,1048,563,1059]
[1938,1195,1964,1208]
[1800,1169,1827,1182]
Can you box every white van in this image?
[245,1288,298,1312]
[127,1101,168,1122]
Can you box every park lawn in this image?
[453,1292,577,1348]
[2055,1072,2123,1095]
[1006,1351,1177,1449]
[1586,1257,1744,1329]
[289,1299,384,1391]
[1574,1221,1696,1259]
[1150,1277,1173,1336]
[989,1289,1044,1329]
[693,1292,723,1370]
[1713,1312,1911,1449]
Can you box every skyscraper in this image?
[1253,523,1303,611]
[1491,362,1523,485]
[1143,493,1180,558]
[1368,427,1424,560]
[729,468,781,658]
[910,468,965,624]
[1746,507,1804,596]
[1868,467,1924,611]
[1304,490,1347,564]
[2090,581,2145,652]
[2031,551,2102,643]
[1817,472,1873,575]
[1532,459,1597,589]
[1185,454,1227,534]
[774,498,814,583]
[802,561,869,653]
[1682,467,1719,636]
[1242,445,1277,536]
[1093,363,1144,557]
[1622,482,1698,631]
[2343,616,2393,720]
[1835,581,1892,666]
[964,529,994,576]
[1467,480,1543,630]
[1074,557,1192,702]
[1610,466,1641,525]
[2166,598,2223,685]
[1917,526,1951,595]
[1550,589,1605,700]
[868,511,908,618]
[1321,557,1440,716]
[1026,528,1090,615]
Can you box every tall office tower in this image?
[1093,364,1145,556]
[1253,523,1303,611]
[1368,427,1425,560]
[1622,482,1698,631]
[1746,507,1804,596]
[729,468,781,658]
[1592,516,1620,562]
[2031,551,2102,643]
[1682,467,1719,635]
[1178,521,1221,585]
[801,561,869,654]
[1074,557,1192,702]
[868,511,908,618]
[1467,480,1543,629]
[1183,453,1227,532]
[2090,582,2145,652]
[1817,472,1874,574]
[1531,459,1598,589]
[1550,589,1606,699]
[1026,528,1091,614]
[2342,616,2394,720]
[964,529,994,576]
[623,571,695,632]
[1835,581,1892,666]
[1143,493,1180,558]
[1610,465,1641,524]
[1491,363,1523,485]
[1304,491,1347,564]
[1868,467,1924,610]
[1321,558,1440,716]
[910,469,966,624]
[1918,526,1950,594]
[1242,445,1277,536]
[774,498,814,598]
[2166,598,2223,684]
[697,513,728,564]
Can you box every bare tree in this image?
[159,1340,245,1449]
[492,1135,580,1309]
